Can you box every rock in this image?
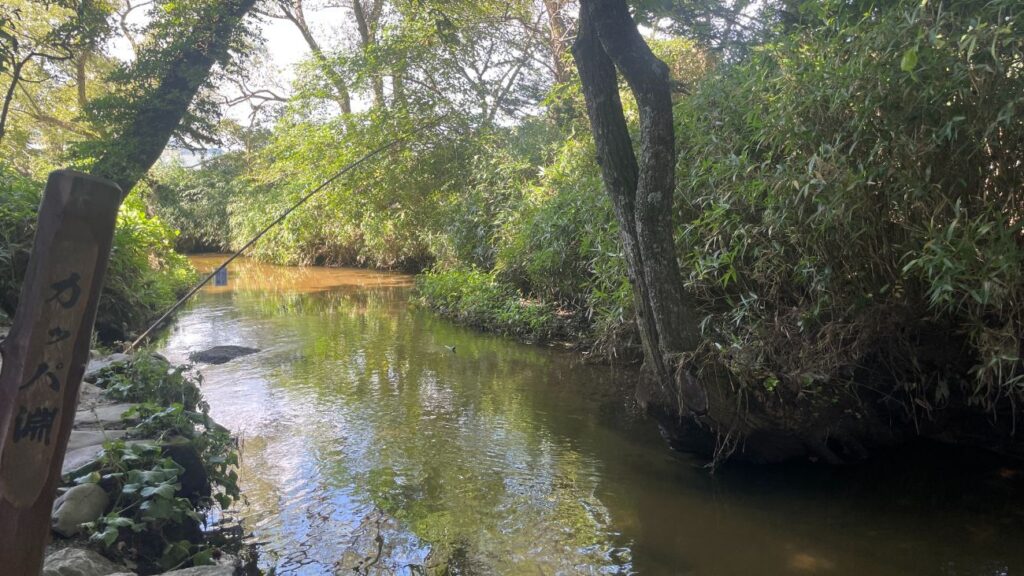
[188,346,259,365]
[74,403,140,430]
[160,566,235,576]
[52,483,110,537]
[78,382,107,409]
[83,353,131,382]
[67,429,127,452]
[162,436,210,499]
[336,508,430,574]
[62,444,107,477]
[41,547,132,576]
[63,440,156,478]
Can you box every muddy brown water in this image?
[158,255,1024,575]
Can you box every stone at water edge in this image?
[67,429,128,452]
[74,403,141,430]
[41,547,134,576]
[83,353,131,382]
[188,345,259,365]
[162,436,211,499]
[52,483,110,537]
[62,440,156,478]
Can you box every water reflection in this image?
[160,257,1024,575]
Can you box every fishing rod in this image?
[126,122,435,352]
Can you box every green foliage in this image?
[75,0,260,192]
[81,353,240,573]
[145,157,240,252]
[99,192,197,341]
[0,164,38,315]
[674,0,1024,410]
[81,442,206,572]
[416,268,561,341]
[414,125,637,350]
[0,165,195,341]
[123,402,241,510]
[92,354,206,412]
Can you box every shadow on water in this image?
[160,256,1024,576]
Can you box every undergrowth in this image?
[0,164,196,342]
[76,353,241,574]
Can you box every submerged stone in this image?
[160,566,235,576]
[188,345,259,365]
[337,508,431,574]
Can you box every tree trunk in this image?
[89,0,258,194]
[352,0,386,109]
[542,0,570,85]
[285,1,353,114]
[75,51,89,109]
[572,0,926,466]
[571,0,704,407]
[0,57,30,143]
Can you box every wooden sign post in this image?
[0,170,122,574]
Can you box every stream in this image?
[159,255,1024,575]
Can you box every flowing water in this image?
[160,255,1024,576]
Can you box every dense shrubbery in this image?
[675,0,1024,415]
[416,267,563,341]
[0,166,40,319]
[0,164,196,340]
[92,353,206,409]
[146,157,243,252]
[149,0,1024,431]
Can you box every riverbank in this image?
[39,352,249,576]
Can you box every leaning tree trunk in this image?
[89,0,259,195]
[571,0,706,413]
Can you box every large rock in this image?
[52,483,110,537]
[67,429,127,452]
[41,547,132,576]
[78,382,107,409]
[83,353,131,382]
[74,403,140,430]
[161,566,235,576]
[63,440,156,478]
[188,346,259,365]
[162,436,210,499]
[62,444,107,477]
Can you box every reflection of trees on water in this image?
[171,279,1024,576]
[190,255,413,296]
[222,286,635,572]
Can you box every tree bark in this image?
[0,57,31,143]
[283,0,353,114]
[89,0,258,194]
[352,0,385,109]
[75,51,89,109]
[572,0,704,409]
[542,0,570,85]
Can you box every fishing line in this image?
[126,121,437,351]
